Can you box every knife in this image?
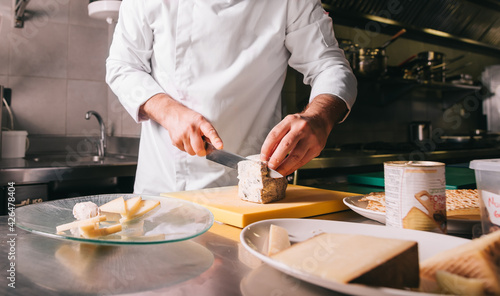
[204,142,283,178]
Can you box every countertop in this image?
[0,208,476,296]
[0,154,138,185]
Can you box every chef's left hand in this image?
[260,94,348,177]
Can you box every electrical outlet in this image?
[3,88,11,105]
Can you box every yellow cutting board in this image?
[161,185,358,228]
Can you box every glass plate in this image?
[16,193,214,245]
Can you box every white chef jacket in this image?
[106,0,357,195]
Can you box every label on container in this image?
[482,190,500,226]
[385,161,447,234]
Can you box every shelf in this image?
[370,78,483,108]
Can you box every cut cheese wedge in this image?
[267,224,291,256]
[99,196,127,215]
[56,215,107,233]
[420,230,500,295]
[120,199,160,222]
[79,223,123,238]
[121,196,143,219]
[271,232,420,289]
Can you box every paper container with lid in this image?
[470,159,500,234]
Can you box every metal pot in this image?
[352,29,406,78]
[414,51,446,82]
[409,121,432,143]
[355,47,387,78]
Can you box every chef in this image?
[106,0,357,195]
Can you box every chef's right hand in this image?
[139,93,223,156]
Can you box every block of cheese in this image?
[56,215,107,233]
[99,196,127,215]
[420,230,500,295]
[267,224,291,256]
[237,155,287,204]
[271,232,420,289]
[120,199,160,222]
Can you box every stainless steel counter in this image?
[0,208,477,296]
[1,211,385,296]
[0,154,138,185]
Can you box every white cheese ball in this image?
[72,201,100,220]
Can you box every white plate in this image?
[240,218,469,296]
[343,195,480,233]
[16,193,214,245]
[343,195,386,223]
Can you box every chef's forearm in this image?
[302,94,348,134]
[139,93,179,124]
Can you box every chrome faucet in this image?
[85,110,106,159]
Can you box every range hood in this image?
[322,0,500,56]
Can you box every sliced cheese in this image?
[121,199,160,222]
[420,230,500,295]
[99,196,127,215]
[56,215,107,233]
[79,223,123,238]
[271,232,419,289]
[121,196,143,219]
[267,224,291,256]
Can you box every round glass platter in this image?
[15,193,214,245]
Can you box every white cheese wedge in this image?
[121,196,143,219]
[99,196,127,215]
[120,199,160,222]
[271,232,419,289]
[56,215,107,233]
[267,224,291,256]
[420,230,500,295]
[79,223,123,238]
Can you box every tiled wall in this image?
[0,0,140,138]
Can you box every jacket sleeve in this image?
[285,0,357,122]
[105,0,165,123]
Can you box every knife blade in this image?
[205,142,283,178]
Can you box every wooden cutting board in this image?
[161,185,357,228]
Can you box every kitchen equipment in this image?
[408,121,432,143]
[2,130,28,158]
[162,185,356,228]
[353,29,406,78]
[470,159,500,235]
[205,142,282,178]
[414,51,445,82]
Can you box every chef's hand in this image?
[139,93,223,156]
[260,94,348,176]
